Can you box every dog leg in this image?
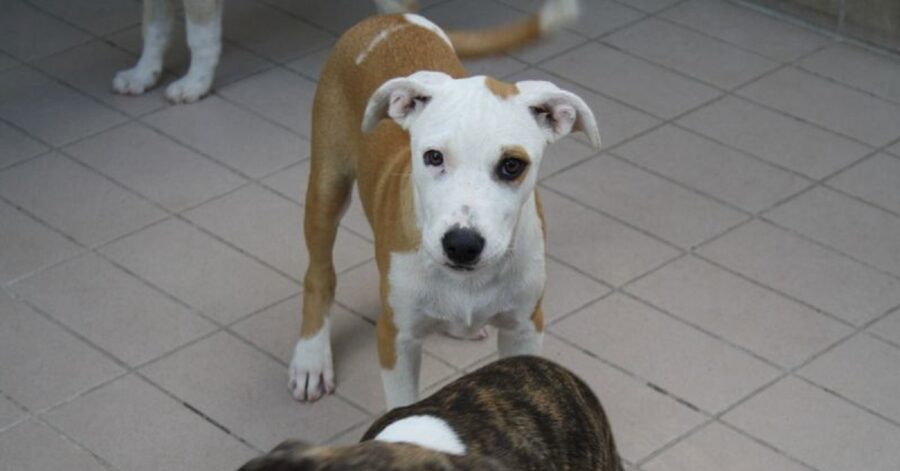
[379,314,422,409]
[373,0,418,14]
[113,0,176,95]
[497,305,543,358]
[289,142,355,401]
[166,0,222,103]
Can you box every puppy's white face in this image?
[363,73,600,272]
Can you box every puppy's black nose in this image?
[442,228,485,266]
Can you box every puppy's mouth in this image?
[445,263,476,272]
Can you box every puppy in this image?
[291,0,598,409]
[112,0,417,103]
[241,356,622,470]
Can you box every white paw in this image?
[165,74,212,103]
[288,325,334,402]
[442,325,490,341]
[112,66,162,95]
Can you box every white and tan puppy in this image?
[291,0,599,409]
[112,0,417,103]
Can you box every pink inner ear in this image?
[551,103,576,136]
[387,90,414,120]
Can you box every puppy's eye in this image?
[496,157,528,181]
[423,150,444,167]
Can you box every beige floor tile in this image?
[678,96,872,180]
[0,1,90,61]
[869,309,900,346]
[626,256,851,368]
[800,43,900,104]
[564,0,645,38]
[66,123,246,212]
[99,218,298,324]
[183,184,372,280]
[536,138,599,180]
[724,377,900,471]
[614,125,811,213]
[662,0,828,62]
[29,0,140,36]
[606,18,777,89]
[424,0,525,29]
[286,46,332,81]
[0,68,126,147]
[699,220,900,325]
[765,186,900,276]
[643,421,811,471]
[510,30,586,64]
[143,96,307,178]
[0,420,108,471]
[507,68,661,149]
[0,120,47,170]
[326,418,376,446]
[34,41,172,118]
[543,258,611,323]
[231,296,456,413]
[542,42,721,119]
[45,375,257,471]
[539,190,679,286]
[141,332,368,449]
[625,0,681,13]
[799,335,900,423]
[335,259,380,321]
[0,395,26,431]
[544,155,747,248]
[0,291,124,411]
[0,200,81,284]
[889,141,900,157]
[0,52,17,72]
[107,24,272,89]
[12,253,216,367]
[0,153,166,247]
[738,67,900,147]
[222,0,334,62]
[260,0,377,35]
[219,67,317,138]
[463,55,529,79]
[828,153,900,214]
[542,336,707,463]
[552,294,780,413]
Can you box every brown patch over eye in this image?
[495,145,531,183]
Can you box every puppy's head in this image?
[237,440,505,471]
[363,73,600,272]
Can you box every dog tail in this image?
[446,0,578,58]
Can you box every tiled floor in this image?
[2,0,900,469]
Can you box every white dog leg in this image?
[497,323,543,358]
[373,0,418,14]
[113,0,176,95]
[381,334,422,409]
[166,0,222,103]
[289,317,335,402]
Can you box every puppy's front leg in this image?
[497,305,544,358]
[166,0,222,102]
[378,312,422,409]
[113,0,176,95]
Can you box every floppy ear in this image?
[515,80,601,149]
[361,71,452,133]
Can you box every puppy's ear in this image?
[362,71,452,133]
[515,80,601,149]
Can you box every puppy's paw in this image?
[112,66,162,95]
[443,324,490,341]
[288,326,334,402]
[165,74,212,103]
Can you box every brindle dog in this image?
[238,356,622,470]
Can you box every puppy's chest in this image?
[388,252,537,327]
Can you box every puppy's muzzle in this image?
[442,227,485,269]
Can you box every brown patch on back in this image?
[485,77,519,99]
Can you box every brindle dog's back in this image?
[238,356,621,470]
[364,355,622,471]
